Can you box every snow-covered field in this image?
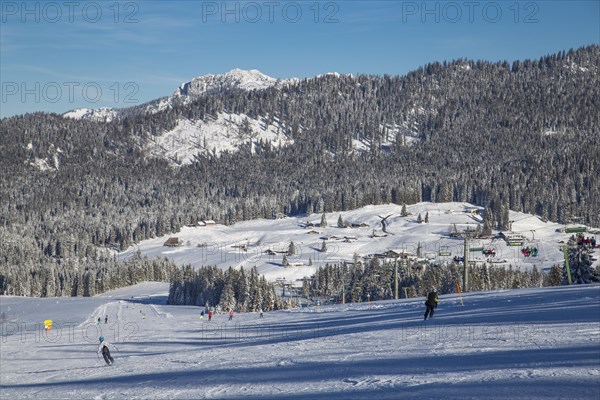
[119,202,598,284]
[1,282,599,399]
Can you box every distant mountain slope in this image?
[1,46,598,297]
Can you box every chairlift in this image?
[482,247,496,257]
[438,245,451,257]
[521,244,539,258]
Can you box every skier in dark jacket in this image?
[424,290,438,320]
[97,336,115,366]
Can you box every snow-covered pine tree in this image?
[220,280,236,311]
[401,204,407,217]
[260,276,273,310]
[302,276,311,299]
[565,247,600,284]
[249,266,263,311]
[499,203,510,231]
[320,240,327,252]
[287,241,296,256]
[546,264,563,286]
[235,267,250,312]
[320,212,328,227]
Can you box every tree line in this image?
[302,245,599,304]
[167,265,285,312]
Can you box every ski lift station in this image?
[499,232,527,246]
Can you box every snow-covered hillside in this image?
[1,282,598,399]
[146,113,294,165]
[119,202,599,285]
[62,107,120,123]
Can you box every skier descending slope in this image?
[424,289,438,320]
[97,336,115,366]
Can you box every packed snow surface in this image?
[1,283,599,399]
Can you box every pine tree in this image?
[417,213,423,223]
[320,213,328,227]
[320,240,327,252]
[287,241,296,256]
[249,267,263,311]
[499,203,510,231]
[401,204,408,217]
[220,280,236,311]
[565,247,600,284]
[302,276,311,299]
[261,276,273,310]
[482,219,493,237]
[547,264,563,286]
[424,212,429,223]
[337,214,345,228]
[235,267,250,311]
[483,207,494,236]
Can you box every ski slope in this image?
[118,202,599,284]
[1,283,599,399]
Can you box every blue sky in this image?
[1,0,598,117]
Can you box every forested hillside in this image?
[1,45,598,297]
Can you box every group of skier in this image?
[521,246,539,257]
[200,310,214,321]
[575,235,596,250]
[199,308,264,321]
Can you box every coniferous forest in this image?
[1,45,599,299]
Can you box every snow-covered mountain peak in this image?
[173,68,279,97]
[61,69,305,122]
